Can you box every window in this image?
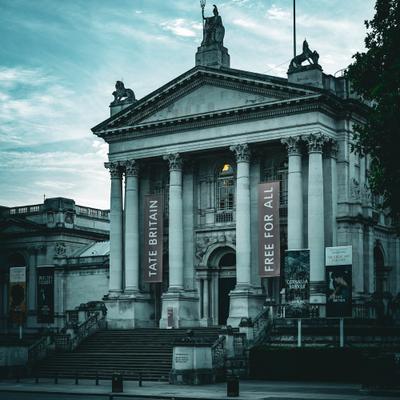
[263,159,288,208]
[215,163,235,223]
[216,163,234,211]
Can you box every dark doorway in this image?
[218,277,235,325]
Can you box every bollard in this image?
[54,373,58,384]
[16,372,20,383]
[75,371,79,385]
[112,372,123,393]
[227,375,239,397]
[35,376,39,384]
[95,371,99,386]
[138,372,142,387]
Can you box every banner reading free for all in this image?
[258,181,280,277]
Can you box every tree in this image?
[346,0,400,229]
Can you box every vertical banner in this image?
[326,246,352,318]
[258,181,281,277]
[143,194,164,283]
[37,267,54,323]
[285,250,310,318]
[9,266,26,324]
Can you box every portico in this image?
[91,4,385,329]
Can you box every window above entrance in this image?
[216,163,235,223]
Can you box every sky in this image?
[0,0,375,210]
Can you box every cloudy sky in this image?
[0,0,375,209]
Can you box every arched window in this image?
[215,163,235,222]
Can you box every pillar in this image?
[328,140,338,246]
[124,160,139,293]
[281,136,303,249]
[230,143,251,289]
[303,133,328,302]
[163,153,184,291]
[105,161,123,294]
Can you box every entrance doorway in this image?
[217,252,236,325]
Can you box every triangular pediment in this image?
[139,83,285,124]
[92,66,318,135]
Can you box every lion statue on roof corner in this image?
[112,81,136,104]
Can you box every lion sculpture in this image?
[112,81,136,104]
[288,40,320,72]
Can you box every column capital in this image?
[281,136,302,155]
[104,161,122,178]
[302,132,329,153]
[124,159,139,177]
[326,138,338,159]
[163,153,183,171]
[230,143,251,163]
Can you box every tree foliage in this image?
[346,0,400,228]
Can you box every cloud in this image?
[161,18,202,38]
[267,5,291,21]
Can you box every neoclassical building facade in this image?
[92,11,400,329]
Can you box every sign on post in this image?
[258,181,280,277]
[325,246,353,318]
[143,194,164,283]
[9,266,26,324]
[285,250,310,318]
[37,267,54,323]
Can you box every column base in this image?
[227,288,264,327]
[159,291,200,328]
[103,292,154,329]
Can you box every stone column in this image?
[230,143,251,288]
[203,279,209,320]
[124,160,140,293]
[281,136,303,249]
[327,140,338,246]
[303,133,328,302]
[163,153,184,291]
[105,161,124,294]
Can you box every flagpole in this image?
[293,0,296,58]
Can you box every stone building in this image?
[91,6,400,330]
[0,198,109,332]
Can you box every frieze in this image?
[55,242,66,258]
[195,230,236,266]
[230,143,250,163]
[350,178,361,201]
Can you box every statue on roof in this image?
[200,2,225,46]
[288,39,320,73]
[111,81,136,105]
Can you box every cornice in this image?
[102,95,340,143]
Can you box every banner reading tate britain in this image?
[258,181,280,277]
[143,194,164,283]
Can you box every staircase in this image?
[35,328,222,381]
[267,318,400,349]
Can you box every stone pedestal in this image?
[104,294,154,329]
[227,290,264,327]
[195,44,230,68]
[159,291,199,328]
[170,344,214,385]
[288,65,323,89]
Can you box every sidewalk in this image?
[0,378,399,400]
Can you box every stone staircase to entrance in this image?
[266,318,400,348]
[34,328,222,381]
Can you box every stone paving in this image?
[0,379,399,400]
